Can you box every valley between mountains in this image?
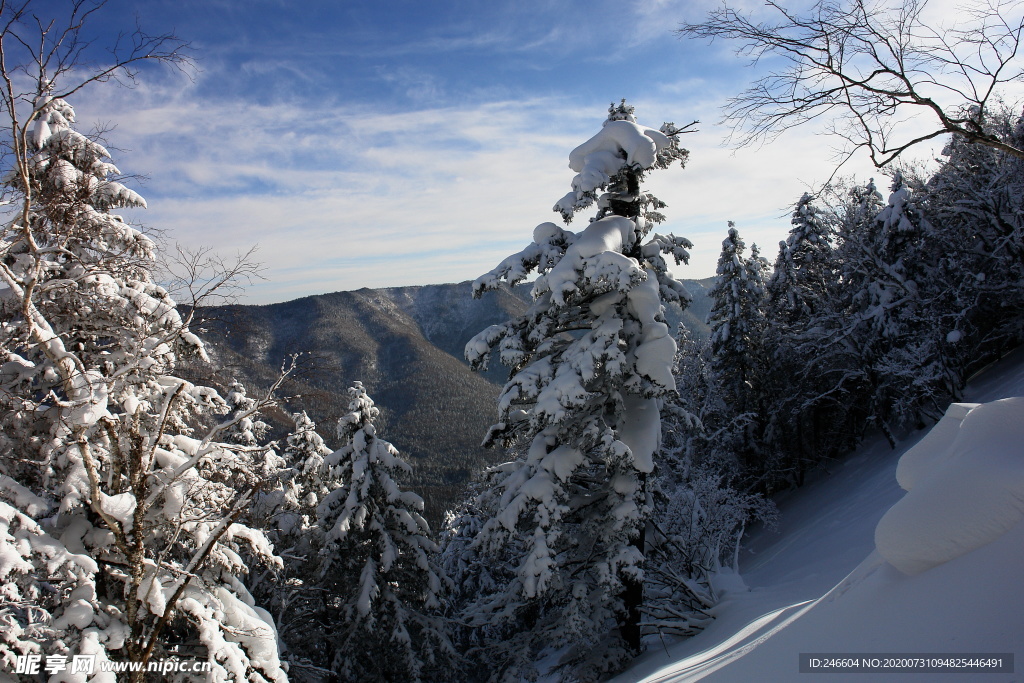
[190,280,712,523]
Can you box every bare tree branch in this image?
[678,0,1024,166]
[157,242,266,317]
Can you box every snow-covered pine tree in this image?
[461,101,693,679]
[438,475,524,676]
[247,410,335,680]
[223,381,272,448]
[772,179,887,463]
[704,225,774,486]
[762,193,842,480]
[839,174,940,441]
[207,380,282,492]
[659,324,745,482]
[706,224,767,417]
[766,193,836,327]
[0,85,288,680]
[746,240,770,383]
[279,410,332,538]
[660,325,708,461]
[438,481,502,616]
[916,104,1024,379]
[316,382,452,683]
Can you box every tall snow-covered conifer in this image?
[795,179,887,457]
[762,193,841,480]
[280,410,332,537]
[839,175,939,441]
[917,105,1024,379]
[246,410,335,678]
[316,382,451,682]
[462,101,693,678]
[707,225,767,416]
[767,193,836,326]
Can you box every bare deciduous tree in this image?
[0,0,192,175]
[679,0,1024,166]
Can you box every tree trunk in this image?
[620,471,646,654]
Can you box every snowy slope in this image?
[613,348,1024,683]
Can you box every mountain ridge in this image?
[191,279,711,522]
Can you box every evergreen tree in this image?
[763,193,841,481]
[0,90,288,680]
[917,104,1024,375]
[460,101,693,679]
[840,174,939,441]
[223,380,273,448]
[316,382,452,682]
[704,226,773,485]
[766,193,836,326]
[247,410,334,677]
[280,410,332,538]
[660,325,710,461]
[212,380,282,491]
[437,475,525,678]
[706,225,767,416]
[789,179,887,457]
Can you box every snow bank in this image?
[893,402,978,491]
[875,397,1024,575]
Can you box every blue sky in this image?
[63,0,897,304]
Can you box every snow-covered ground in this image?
[613,348,1024,683]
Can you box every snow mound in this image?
[894,402,979,491]
[875,397,1024,575]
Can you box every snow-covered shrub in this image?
[644,326,776,637]
[646,462,775,632]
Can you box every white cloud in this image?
[71,67,892,304]
[74,81,606,301]
[15,0,1013,311]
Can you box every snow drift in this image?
[876,397,1024,575]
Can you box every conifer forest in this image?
[1,1,1023,681]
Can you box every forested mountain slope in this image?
[191,280,710,521]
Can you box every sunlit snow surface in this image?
[613,348,1024,683]
[877,397,1024,575]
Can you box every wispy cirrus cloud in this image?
[70,64,888,305]
[64,0,920,304]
